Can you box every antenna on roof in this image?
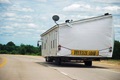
[65,19,73,27]
[65,20,70,23]
[104,13,109,15]
[52,15,59,25]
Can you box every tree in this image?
[6,41,15,46]
[6,41,16,52]
[113,41,120,59]
[0,44,8,54]
[0,44,3,50]
[19,44,26,55]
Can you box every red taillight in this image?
[109,47,112,52]
[58,45,61,51]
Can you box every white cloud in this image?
[63,4,80,11]
[41,16,48,20]
[2,13,33,23]
[104,6,120,11]
[0,26,14,35]
[3,30,14,33]
[0,0,11,4]
[1,26,13,30]
[4,12,16,17]
[27,23,38,28]
[93,6,120,14]
[7,18,16,21]
[63,2,120,14]
[94,5,120,12]
[20,15,33,22]
[115,25,120,28]
[11,7,34,12]
[93,0,120,3]
[36,0,47,2]
[10,23,39,30]
[11,23,20,27]
[15,32,32,35]
[4,13,33,22]
[5,26,13,29]
[9,5,34,12]
[21,8,34,12]
[22,15,32,19]
[13,30,33,37]
[63,3,91,12]
[36,29,46,33]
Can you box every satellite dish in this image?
[52,15,59,21]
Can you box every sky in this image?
[0,0,120,46]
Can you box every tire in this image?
[45,57,48,62]
[45,57,53,62]
[84,61,92,66]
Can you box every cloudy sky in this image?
[0,0,120,46]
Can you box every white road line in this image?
[59,71,77,80]
[59,71,68,76]
[48,66,77,80]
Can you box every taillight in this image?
[109,47,112,52]
[58,45,61,51]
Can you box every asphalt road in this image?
[0,54,120,80]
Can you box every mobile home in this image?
[40,13,114,66]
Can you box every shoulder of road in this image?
[93,60,120,72]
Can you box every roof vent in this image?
[65,20,70,23]
[65,20,73,23]
[104,13,109,15]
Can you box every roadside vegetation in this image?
[0,40,120,59]
[0,41,41,56]
[113,40,120,59]
[101,59,120,65]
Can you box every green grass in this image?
[102,59,120,65]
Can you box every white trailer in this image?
[40,13,114,66]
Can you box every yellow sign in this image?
[71,50,99,56]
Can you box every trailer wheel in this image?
[55,58,61,65]
[84,61,92,66]
[45,57,53,62]
[45,57,48,62]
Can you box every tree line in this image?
[0,41,41,55]
[0,41,120,59]
[113,40,120,59]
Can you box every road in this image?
[0,54,120,80]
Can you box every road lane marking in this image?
[60,71,68,76]
[48,66,77,80]
[59,71,77,80]
[0,57,7,68]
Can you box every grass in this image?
[101,59,120,65]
